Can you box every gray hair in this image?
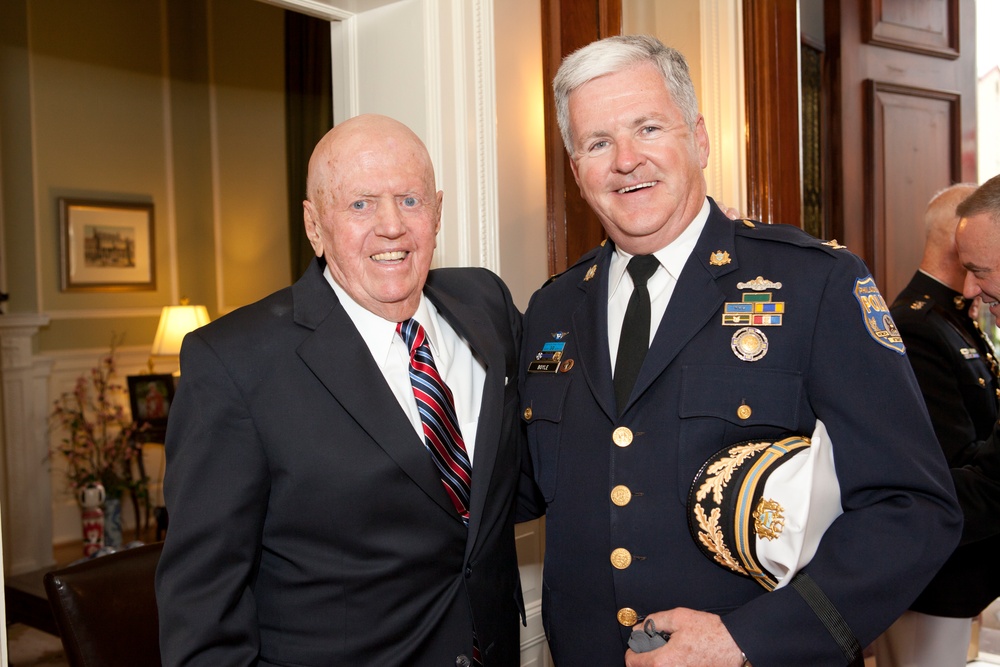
[957,173,1000,224]
[553,35,700,154]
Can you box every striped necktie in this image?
[396,318,472,525]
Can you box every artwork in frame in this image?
[59,198,155,292]
[127,374,176,443]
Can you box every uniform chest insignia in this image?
[710,250,731,266]
[853,276,905,354]
[909,300,926,311]
[584,264,597,282]
[529,332,572,373]
[723,292,784,326]
[960,347,981,360]
[731,327,769,362]
[822,239,847,250]
[737,276,782,291]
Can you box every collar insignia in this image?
[709,250,732,266]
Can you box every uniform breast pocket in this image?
[521,377,570,503]
[677,365,804,501]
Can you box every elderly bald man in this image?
[156,114,524,667]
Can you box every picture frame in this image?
[59,198,156,292]
[127,374,176,443]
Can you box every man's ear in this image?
[303,200,324,257]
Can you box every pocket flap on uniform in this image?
[521,376,570,424]
[680,365,803,429]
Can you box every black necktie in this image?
[614,255,660,414]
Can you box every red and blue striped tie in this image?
[397,319,472,525]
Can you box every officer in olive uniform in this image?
[874,183,1000,667]
[517,35,962,667]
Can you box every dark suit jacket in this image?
[155,259,524,666]
[890,271,1000,617]
[518,201,961,666]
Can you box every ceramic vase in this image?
[79,483,106,557]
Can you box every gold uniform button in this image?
[980,378,987,387]
[617,607,638,627]
[523,407,532,420]
[610,548,632,569]
[610,485,633,506]
[612,426,633,447]
[737,404,752,420]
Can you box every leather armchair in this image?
[43,542,163,667]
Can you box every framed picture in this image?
[59,198,155,292]
[127,374,176,442]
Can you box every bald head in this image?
[920,183,977,291]
[301,114,443,322]
[306,114,436,213]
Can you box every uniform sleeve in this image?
[895,315,980,464]
[952,421,1000,544]
[154,332,269,666]
[722,256,962,666]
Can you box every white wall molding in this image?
[0,314,53,574]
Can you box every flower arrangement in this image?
[50,335,148,508]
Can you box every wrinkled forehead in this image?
[316,133,436,201]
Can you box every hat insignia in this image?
[753,498,785,540]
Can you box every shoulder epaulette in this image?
[734,220,851,258]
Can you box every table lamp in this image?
[148,298,210,373]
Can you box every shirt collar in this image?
[608,198,711,300]
[324,266,442,368]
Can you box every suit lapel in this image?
[425,280,504,546]
[293,265,458,519]
[571,244,617,422]
[627,208,740,412]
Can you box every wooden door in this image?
[541,0,621,274]
[826,0,977,301]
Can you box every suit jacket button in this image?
[612,426,633,447]
[456,655,472,667]
[465,566,473,578]
[610,547,632,569]
[617,607,638,626]
[611,485,632,506]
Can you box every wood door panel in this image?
[864,0,959,58]
[827,0,974,296]
[866,81,960,300]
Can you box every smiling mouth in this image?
[371,251,408,262]
[617,181,656,194]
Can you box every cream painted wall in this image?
[0,0,291,352]
[494,0,547,310]
[209,0,291,312]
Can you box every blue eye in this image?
[402,196,418,207]
[351,200,367,210]
[590,140,609,152]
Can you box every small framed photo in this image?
[127,374,176,442]
[59,198,155,292]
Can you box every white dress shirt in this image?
[325,268,486,463]
[607,198,710,373]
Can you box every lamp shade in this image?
[150,304,211,358]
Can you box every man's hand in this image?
[624,608,747,667]
[717,201,742,220]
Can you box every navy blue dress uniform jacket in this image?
[517,201,961,667]
[890,271,1000,618]
[156,259,524,666]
